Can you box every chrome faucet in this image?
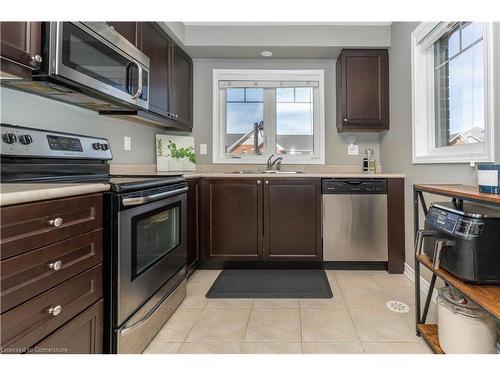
[266,154,283,171]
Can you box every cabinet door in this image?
[187,178,200,272]
[139,22,169,116]
[201,178,263,261]
[106,22,138,46]
[33,299,103,354]
[0,22,42,77]
[263,178,322,261]
[337,49,389,131]
[169,43,193,128]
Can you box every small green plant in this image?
[167,140,196,164]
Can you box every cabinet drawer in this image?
[1,229,103,313]
[0,194,102,260]
[32,299,103,354]
[0,264,102,351]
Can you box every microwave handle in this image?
[130,61,143,100]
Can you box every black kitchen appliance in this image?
[1,123,188,353]
[418,201,500,284]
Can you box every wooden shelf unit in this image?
[413,184,500,355]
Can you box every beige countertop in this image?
[0,183,110,207]
[0,172,404,206]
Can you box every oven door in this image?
[117,190,187,326]
[50,22,149,109]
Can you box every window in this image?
[213,70,325,164]
[411,22,495,164]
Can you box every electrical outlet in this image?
[200,144,207,155]
[124,136,131,151]
[348,144,359,155]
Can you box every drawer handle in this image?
[48,260,63,271]
[48,305,62,316]
[48,217,63,227]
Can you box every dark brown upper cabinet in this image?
[105,22,139,46]
[0,22,42,79]
[138,22,170,117]
[169,43,193,127]
[336,49,389,132]
[263,178,322,261]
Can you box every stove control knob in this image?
[19,134,33,145]
[100,143,109,151]
[3,133,17,144]
[92,142,101,150]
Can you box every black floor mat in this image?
[206,269,333,299]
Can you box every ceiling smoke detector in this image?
[261,51,273,57]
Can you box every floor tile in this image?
[187,270,221,286]
[179,283,209,309]
[178,342,242,354]
[362,342,429,354]
[349,308,419,343]
[301,308,359,343]
[302,342,364,354]
[333,271,378,286]
[152,308,203,342]
[205,298,254,309]
[241,342,302,354]
[299,282,347,309]
[340,283,387,309]
[186,308,251,342]
[244,308,301,343]
[142,341,182,354]
[253,299,299,309]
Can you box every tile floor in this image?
[144,269,436,354]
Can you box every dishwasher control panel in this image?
[322,179,387,194]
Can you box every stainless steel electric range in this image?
[1,124,188,353]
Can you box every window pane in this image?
[276,87,314,155]
[462,22,483,48]
[434,35,484,148]
[225,88,264,156]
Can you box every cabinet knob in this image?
[344,118,347,122]
[31,55,42,63]
[110,25,115,30]
[48,260,63,271]
[175,114,179,118]
[48,305,62,316]
[48,217,63,227]
[257,180,261,185]
[265,180,269,185]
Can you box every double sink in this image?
[228,170,304,174]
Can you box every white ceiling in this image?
[161,22,392,59]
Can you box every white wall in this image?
[193,58,381,166]
[380,22,500,273]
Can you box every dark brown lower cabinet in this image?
[187,178,200,273]
[263,178,322,261]
[200,178,322,263]
[201,178,263,261]
[32,300,103,354]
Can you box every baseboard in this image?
[323,261,388,270]
[404,262,438,304]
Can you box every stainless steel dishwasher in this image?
[322,179,388,262]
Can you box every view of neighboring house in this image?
[449,126,485,145]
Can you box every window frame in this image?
[411,22,495,164]
[212,69,325,164]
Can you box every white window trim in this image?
[411,22,495,164]
[212,69,325,164]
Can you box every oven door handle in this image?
[122,187,188,206]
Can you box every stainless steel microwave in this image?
[3,22,150,112]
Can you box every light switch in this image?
[124,136,131,151]
[200,144,207,155]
